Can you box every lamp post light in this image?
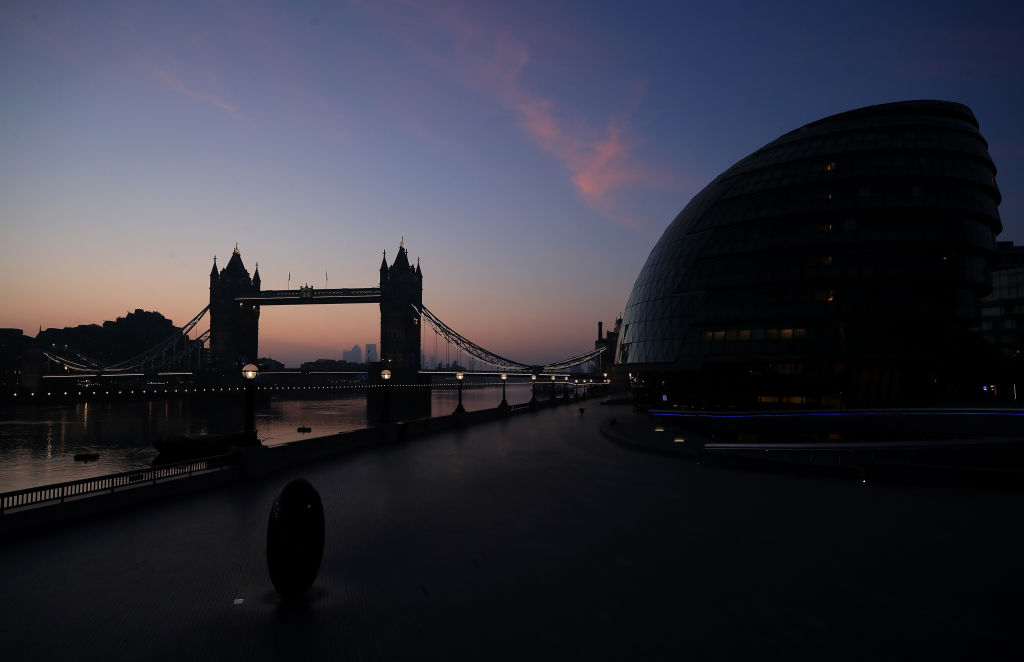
[499,373,509,411]
[551,374,556,401]
[530,374,538,406]
[242,363,259,444]
[455,372,466,414]
[381,369,391,424]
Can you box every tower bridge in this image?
[207,242,423,379]
[36,242,604,385]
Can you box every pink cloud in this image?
[368,1,687,228]
[502,78,684,228]
[149,65,246,122]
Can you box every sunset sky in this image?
[2,0,1022,366]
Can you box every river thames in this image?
[0,383,539,492]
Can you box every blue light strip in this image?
[650,409,1024,419]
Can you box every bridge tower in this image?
[379,241,422,376]
[208,246,260,379]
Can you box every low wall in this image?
[0,467,239,539]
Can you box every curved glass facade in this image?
[617,100,1002,408]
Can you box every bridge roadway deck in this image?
[2,405,1023,659]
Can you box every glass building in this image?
[982,242,1024,355]
[616,100,1002,408]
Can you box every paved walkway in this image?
[2,404,1023,660]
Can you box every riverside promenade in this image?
[2,403,1023,660]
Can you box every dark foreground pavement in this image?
[2,404,1023,660]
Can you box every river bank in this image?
[0,383,538,492]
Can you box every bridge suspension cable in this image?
[417,305,530,372]
[104,305,210,371]
[415,305,604,373]
[41,351,101,373]
[43,305,211,375]
[539,347,608,372]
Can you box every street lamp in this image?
[551,374,556,401]
[499,373,508,411]
[381,369,391,423]
[530,373,538,406]
[242,363,258,443]
[455,372,466,414]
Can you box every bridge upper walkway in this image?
[234,287,381,305]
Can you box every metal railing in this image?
[0,454,239,515]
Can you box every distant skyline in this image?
[2,1,1023,366]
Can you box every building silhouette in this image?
[982,241,1024,356]
[379,242,423,376]
[208,247,260,378]
[365,343,378,364]
[342,344,362,364]
[595,319,621,376]
[0,328,27,392]
[616,100,1002,409]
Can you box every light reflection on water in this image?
[0,383,544,492]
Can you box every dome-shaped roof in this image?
[616,101,1001,389]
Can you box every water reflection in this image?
[0,383,542,492]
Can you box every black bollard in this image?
[267,478,325,597]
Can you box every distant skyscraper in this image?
[342,344,362,363]
[365,343,378,363]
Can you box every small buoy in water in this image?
[74,452,100,462]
